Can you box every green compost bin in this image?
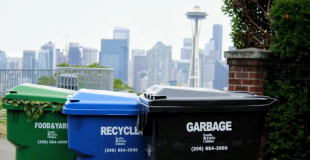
[2,83,76,160]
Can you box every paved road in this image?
[0,138,15,160]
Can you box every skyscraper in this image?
[212,24,223,60]
[213,60,228,91]
[41,41,56,69]
[22,50,36,69]
[0,50,7,69]
[113,27,130,59]
[136,70,148,93]
[68,43,82,66]
[131,49,145,60]
[82,47,97,66]
[147,41,172,87]
[128,60,134,87]
[113,27,130,40]
[56,49,64,65]
[175,60,190,84]
[133,55,147,92]
[204,39,215,56]
[22,50,36,80]
[6,57,22,69]
[99,39,128,83]
[180,38,193,60]
[38,50,49,69]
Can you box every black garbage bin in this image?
[137,85,278,160]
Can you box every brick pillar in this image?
[225,48,270,160]
[224,48,269,96]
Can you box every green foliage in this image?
[57,62,69,67]
[0,98,3,110]
[264,0,310,158]
[86,63,107,68]
[59,63,107,68]
[113,78,134,93]
[0,98,64,122]
[222,0,274,49]
[38,76,56,86]
[264,80,309,158]
[269,0,310,67]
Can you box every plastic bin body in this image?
[137,85,278,160]
[63,89,145,160]
[3,83,76,160]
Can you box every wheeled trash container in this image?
[137,85,278,160]
[2,83,76,160]
[63,89,145,160]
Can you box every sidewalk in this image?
[0,137,15,160]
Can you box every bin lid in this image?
[62,89,139,116]
[4,83,75,102]
[139,85,278,112]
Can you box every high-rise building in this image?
[204,39,215,56]
[56,49,64,65]
[213,60,228,91]
[6,57,22,69]
[22,50,36,80]
[41,41,56,69]
[212,24,223,60]
[22,50,36,69]
[38,50,49,69]
[180,38,193,60]
[205,50,220,61]
[133,55,147,92]
[113,27,130,40]
[113,27,130,60]
[136,70,148,93]
[147,41,172,87]
[131,49,145,60]
[202,50,219,88]
[68,43,82,66]
[128,60,134,87]
[82,47,97,66]
[99,39,128,83]
[203,60,215,88]
[0,50,7,69]
[176,60,190,84]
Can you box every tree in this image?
[57,63,69,67]
[222,0,274,49]
[264,0,310,158]
[38,76,56,86]
[113,78,134,93]
[58,63,107,68]
[86,63,107,68]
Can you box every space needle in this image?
[186,6,208,88]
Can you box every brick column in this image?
[224,48,269,95]
[225,48,270,160]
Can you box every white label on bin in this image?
[34,122,67,129]
[203,133,216,143]
[100,126,141,136]
[47,131,58,139]
[115,137,127,145]
[186,121,232,132]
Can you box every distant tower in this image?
[186,6,208,88]
[213,24,223,60]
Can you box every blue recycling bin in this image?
[62,89,145,160]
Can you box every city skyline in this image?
[0,0,233,60]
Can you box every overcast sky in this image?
[0,0,233,60]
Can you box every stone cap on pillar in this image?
[224,48,270,59]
